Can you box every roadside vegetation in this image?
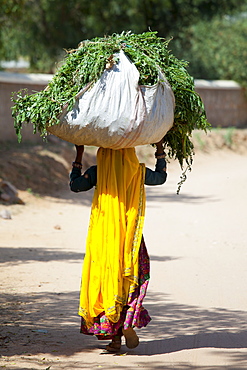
[0,0,247,90]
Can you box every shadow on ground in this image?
[0,246,175,266]
[145,186,219,205]
[137,292,247,354]
[1,289,247,369]
[1,245,247,368]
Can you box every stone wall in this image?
[0,72,247,143]
[195,80,247,129]
[0,72,52,143]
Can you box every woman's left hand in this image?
[155,139,164,153]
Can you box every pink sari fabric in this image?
[80,237,151,339]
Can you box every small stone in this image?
[0,180,24,204]
[0,209,12,219]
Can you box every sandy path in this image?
[1,149,247,369]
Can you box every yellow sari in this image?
[79,148,146,327]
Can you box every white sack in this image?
[47,50,175,149]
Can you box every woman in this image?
[70,142,167,352]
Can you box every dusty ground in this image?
[0,129,247,369]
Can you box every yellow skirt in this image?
[78,148,146,327]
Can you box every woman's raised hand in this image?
[155,139,164,154]
[74,145,84,163]
[75,144,84,153]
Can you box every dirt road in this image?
[1,140,247,369]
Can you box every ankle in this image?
[112,335,121,343]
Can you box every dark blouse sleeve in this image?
[70,165,97,192]
[70,158,166,191]
[145,158,167,186]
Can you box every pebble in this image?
[0,209,12,219]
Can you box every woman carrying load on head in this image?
[70,141,167,352]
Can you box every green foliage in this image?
[179,15,247,90]
[0,0,246,71]
[0,0,26,20]
[11,32,210,179]
[0,0,88,71]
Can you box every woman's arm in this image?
[69,145,97,192]
[145,140,167,186]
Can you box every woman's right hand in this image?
[74,145,84,163]
[75,144,84,153]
